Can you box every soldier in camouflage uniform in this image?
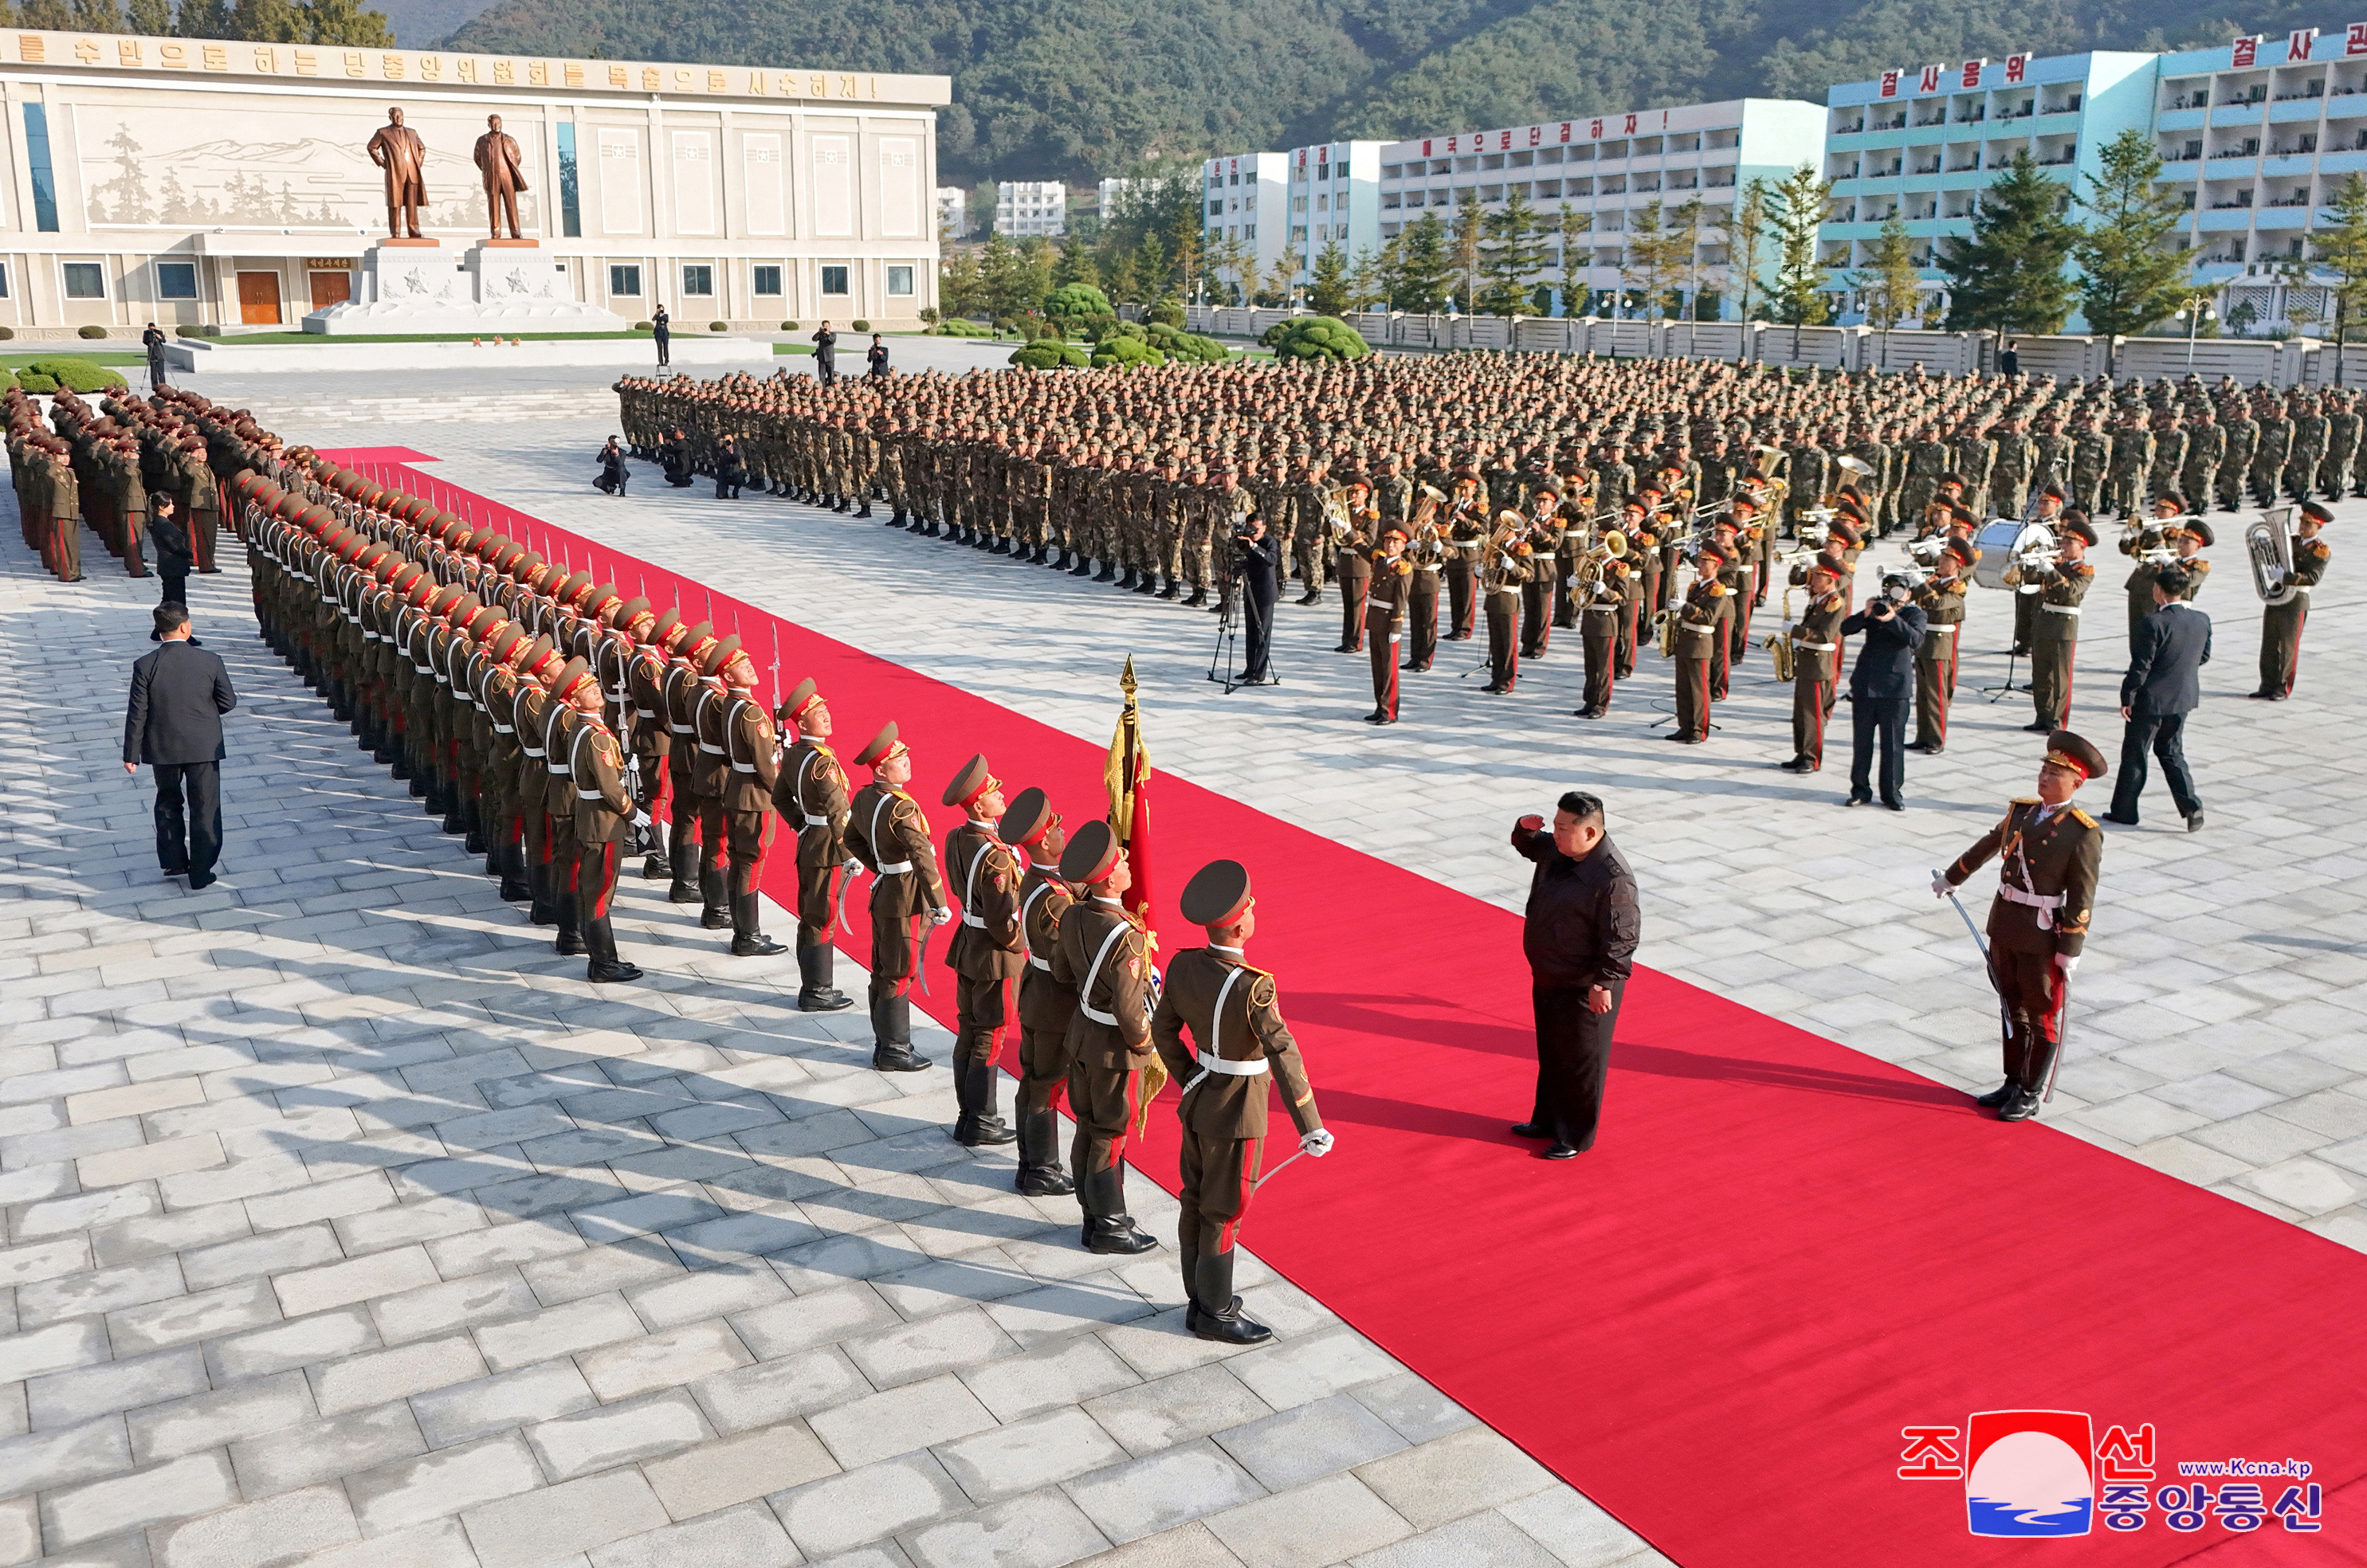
[2323,389,2362,500]
[2105,412,2153,519]
[2179,406,2223,515]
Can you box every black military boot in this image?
[891,508,909,527]
[666,837,701,903]
[554,893,587,958]
[1157,574,1180,600]
[989,536,1011,555]
[498,841,531,903]
[528,860,559,927]
[729,894,788,957]
[463,800,488,856]
[698,866,730,930]
[1999,1084,2046,1122]
[871,994,932,1072]
[957,1060,1016,1147]
[1975,1077,2022,1108]
[1014,1107,1075,1195]
[1135,573,1159,595]
[855,498,872,517]
[1183,586,1207,609]
[1114,567,1136,590]
[641,821,669,880]
[1189,1252,1271,1343]
[1181,1247,1203,1332]
[1080,1167,1157,1255]
[1051,550,1070,571]
[797,943,854,1011]
[1071,558,1095,578]
[585,918,642,984]
[834,496,850,513]
[407,761,428,798]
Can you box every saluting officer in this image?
[942,755,1024,1147]
[1937,729,2107,1123]
[1151,860,1330,1345]
[772,678,856,1011]
[999,789,1076,1196]
[845,723,948,1072]
[1052,819,1159,1256]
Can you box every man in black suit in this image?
[147,493,191,626]
[124,603,237,888]
[812,320,838,386]
[1839,572,1927,810]
[2107,567,2210,831]
[1235,513,1282,685]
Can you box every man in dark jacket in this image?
[595,437,630,496]
[124,603,237,888]
[1509,792,1639,1159]
[147,493,191,621]
[652,305,671,368]
[1840,574,1927,809]
[2107,568,2210,830]
[813,320,838,386]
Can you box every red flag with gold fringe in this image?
[1105,657,1165,1134]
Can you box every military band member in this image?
[2119,496,2208,643]
[1668,543,1729,744]
[1937,729,2106,1123]
[1443,468,1485,640]
[845,723,948,1072]
[1364,527,1411,723]
[1000,789,1076,1196]
[1333,478,1374,655]
[942,754,1024,1147]
[1573,548,1632,719]
[2025,516,2097,732]
[773,678,856,1010]
[1051,819,1158,1256]
[720,645,788,958]
[565,655,644,985]
[1519,482,1564,660]
[1151,860,1329,1344]
[1403,497,1445,672]
[2251,500,2330,701]
[1779,562,1845,773]
[1907,538,1974,755]
[1481,512,1531,694]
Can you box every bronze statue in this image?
[473,113,529,241]
[367,107,429,240]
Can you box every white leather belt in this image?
[1191,1053,1268,1078]
[576,788,603,801]
[494,723,514,734]
[521,745,544,757]
[2043,604,2081,614]
[1792,641,1836,652]
[669,723,693,735]
[1929,623,1958,637]
[363,631,380,641]
[2000,884,2063,915]
[1027,954,1052,971]
[730,762,757,773]
[1078,920,1131,1027]
[637,707,658,719]
[545,762,568,775]
[698,743,725,755]
[877,860,913,875]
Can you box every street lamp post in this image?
[2177,290,2216,374]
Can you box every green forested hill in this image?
[446,0,2310,185]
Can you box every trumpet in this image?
[1905,535,1947,566]
[2000,544,2059,588]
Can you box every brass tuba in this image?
[2247,504,2300,606]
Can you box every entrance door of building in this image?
[236,271,283,325]
[308,270,351,312]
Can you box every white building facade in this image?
[1200,151,1288,303]
[1376,100,1825,318]
[1823,51,2159,327]
[0,27,948,335]
[994,180,1066,237]
[1282,140,1384,290]
[935,185,966,239]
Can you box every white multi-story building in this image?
[994,180,1066,237]
[1283,141,1385,291]
[1200,151,1289,302]
[1097,176,1148,215]
[1376,100,1825,318]
[935,186,967,240]
[2153,28,2367,333]
[1823,52,2160,327]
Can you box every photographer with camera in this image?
[1235,508,1282,685]
[1839,569,1927,810]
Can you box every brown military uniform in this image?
[721,689,783,951]
[568,711,639,981]
[845,784,944,998]
[1013,860,1076,1189]
[1052,895,1154,1235]
[1944,796,2102,1096]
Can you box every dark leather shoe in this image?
[872,1043,932,1072]
[1509,1122,1549,1138]
[957,1119,1018,1147]
[666,879,701,904]
[1191,1297,1273,1344]
[1998,1088,2044,1123]
[2021,722,2051,733]
[1539,1142,1581,1160]
[1016,1166,1076,1196]
[731,931,789,957]
[1842,796,1870,807]
[187,872,217,891]
[2102,811,2139,825]
[1883,801,1905,812]
[798,988,856,1012]
[1975,1078,2021,1108]
[1083,1215,1159,1255]
[1779,757,1811,772]
[700,906,731,930]
[2186,810,2205,833]
[587,958,642,983]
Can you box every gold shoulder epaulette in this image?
[2069,807,2097,829]
[2010,796,2039,806]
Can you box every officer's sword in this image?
[2041,968,2075,1103]
[1252,1148,1307,1192]
[916,919,934,996]
[1935,868,2017,1077]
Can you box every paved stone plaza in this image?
[6,357,2366,1567]
[0,468,1666,1561]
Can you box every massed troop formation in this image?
[210,414,1332,1345]
[8,382,242,584]
[617,351,2334,756]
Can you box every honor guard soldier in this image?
[1779,561,1845,772]
[689,636,741,930]
[541,655,591,957]
[1364,527,1411,723]
[565,653,644,984]
[1051,819,1159,1256]
[845,723,948,1072]
[1000,790,1076,1196]
[2026,516,2097,732]
[720,645,788,958]
[942,755,1024,1147]
[626,609,685,879]
[773,678,856,1010]
[1908,537,1974,755]
[1151,860,1330,1345]
[661,621,718,907]
[2251,501,2331,700]
[1937,729,2106,1123]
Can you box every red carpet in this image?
[321,449,2367,1566]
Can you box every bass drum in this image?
[1971,519,2049,590]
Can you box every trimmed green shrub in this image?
[0,371,16,394]
[709,320,728,332]
[1010,341,1088,370]
[0,326,14,340]
[1090,335,1166,370]
[851,319,871,332]
[1259,316,1370,362]
[1144,322,1227,364]
[1147,299,1184,327]
[780,319,799,331]
[17,371,54,393]
[77,324,108,339]
[919,307,939,323]
[25,357,127,392]
[632,320,654,331]
[1043,283,1113,323]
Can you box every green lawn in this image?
[2,351,144,369]
[769,343,817,355]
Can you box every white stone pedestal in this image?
[304,241,625,335]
